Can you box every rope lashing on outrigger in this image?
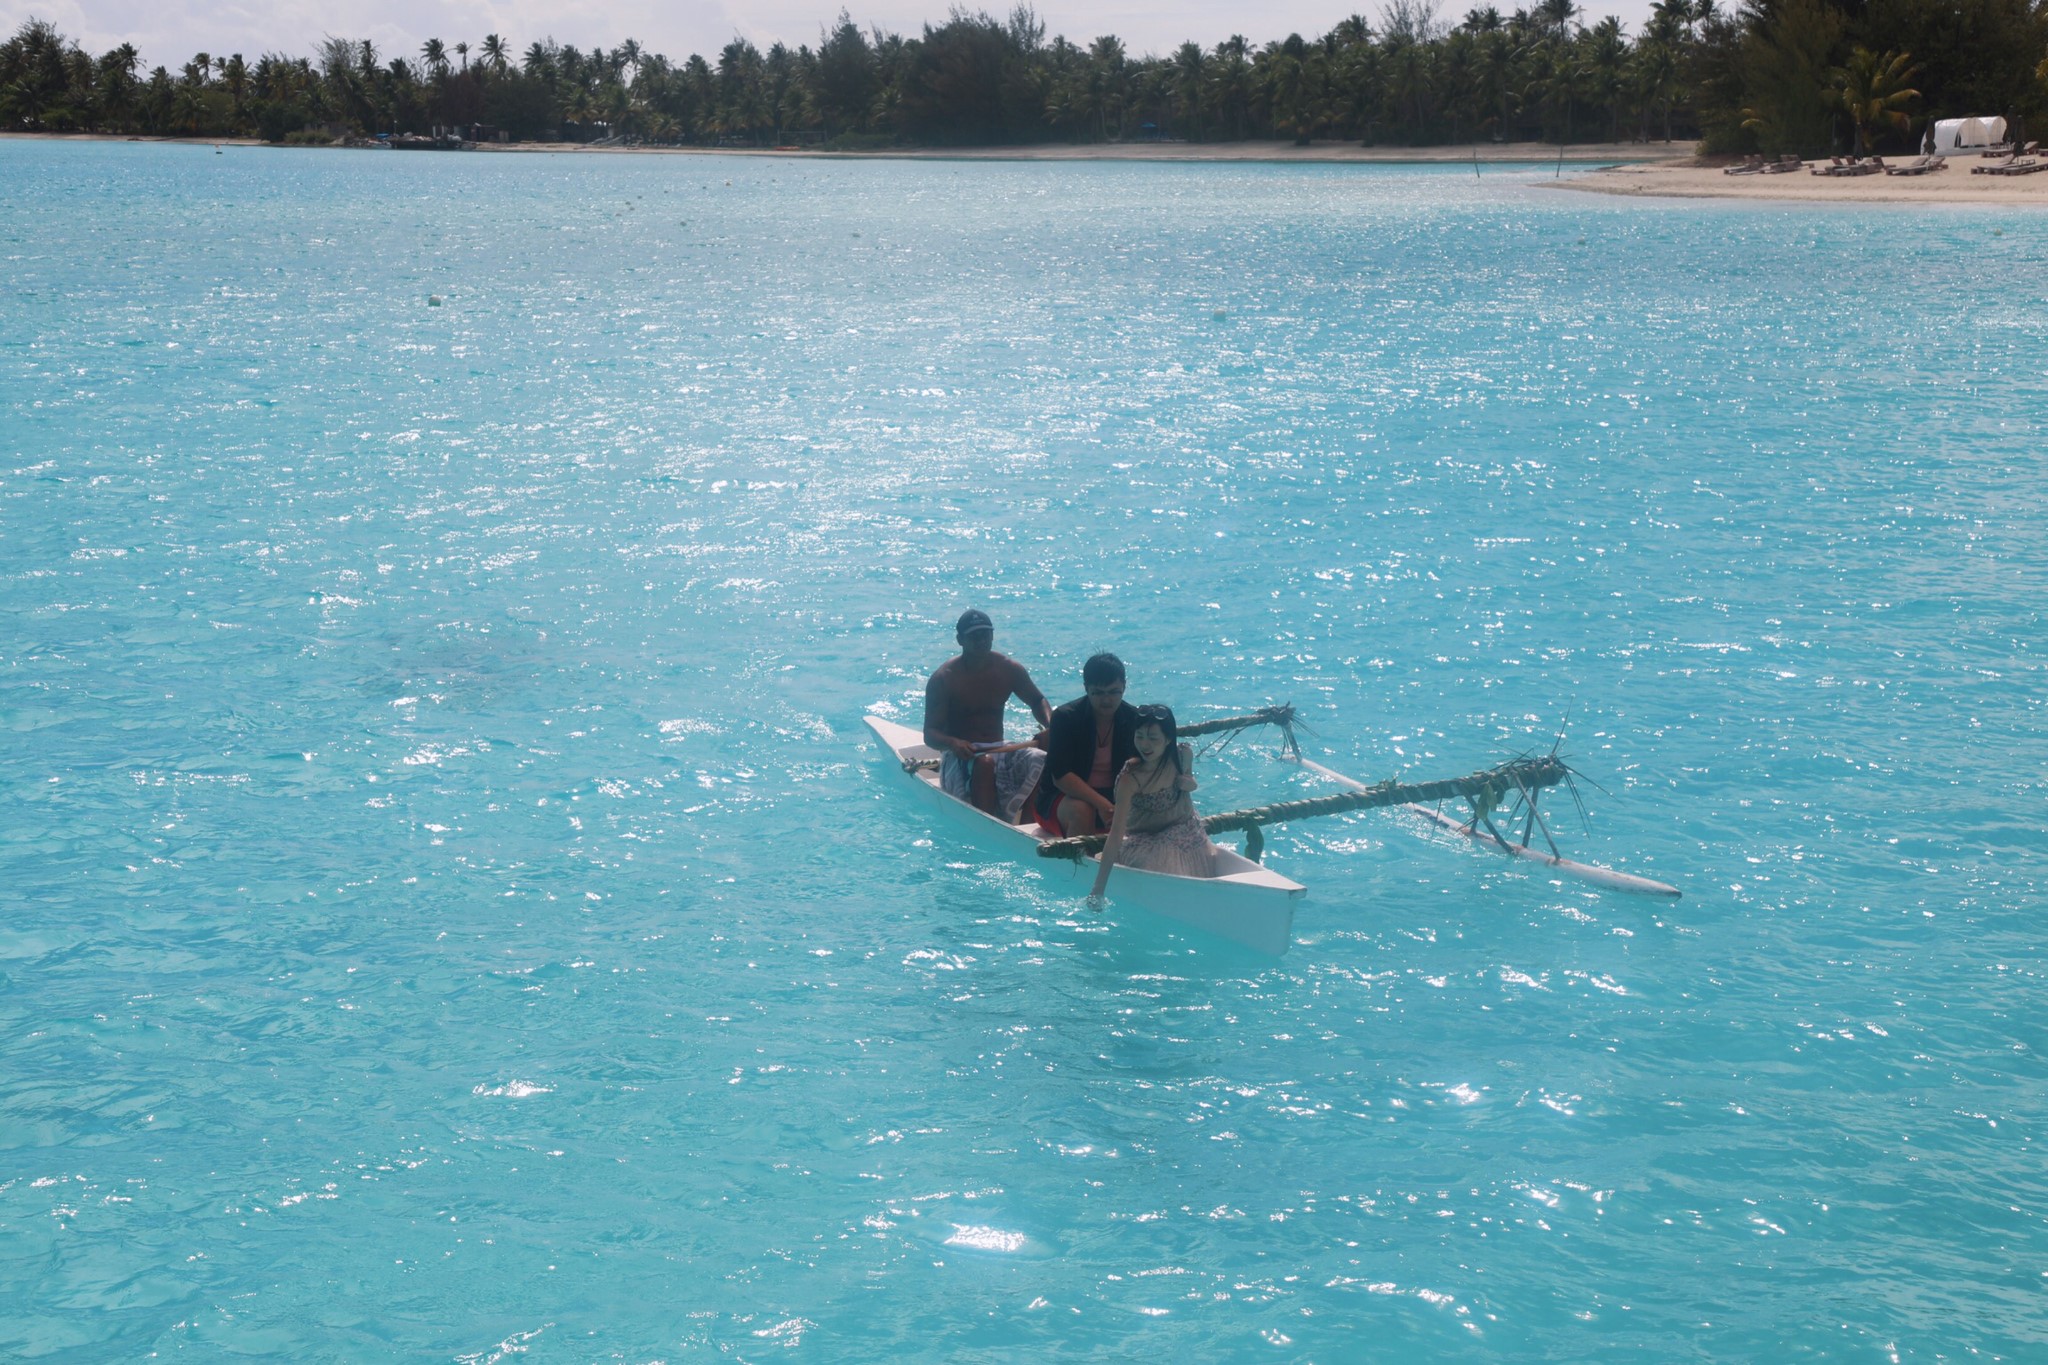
[1036,754,1572,864]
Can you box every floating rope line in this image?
[1036,754,1571,863]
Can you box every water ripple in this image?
[2,142,2044,1359]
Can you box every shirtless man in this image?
[923,609,1052,821]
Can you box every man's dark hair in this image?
[1082,652,1125,688]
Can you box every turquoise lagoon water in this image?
[3,139,2045,1361]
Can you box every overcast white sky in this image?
[7,0,1660,70]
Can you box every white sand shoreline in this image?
[13,130,2046,204]
[2,129,1673,164]
[1554,158,2048,207]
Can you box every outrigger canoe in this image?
[870,705,1679,956]
[865,715,1305,955]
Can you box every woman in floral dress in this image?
[1090,705,1218,900]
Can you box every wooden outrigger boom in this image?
[1177,704,1304,743]
[1289,753,1682,899]
[1038,704,1680,899]
[1038,755,1569,860]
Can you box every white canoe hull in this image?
[865,716,1304,955]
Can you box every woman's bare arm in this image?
[1090,767,1138,899]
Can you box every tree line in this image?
[3,0,2044,154]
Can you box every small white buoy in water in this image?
[428,295,443,306]
[1212,309,1227,320]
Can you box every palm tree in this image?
[1581,18,1626,140]
[1520,43,1566,139]
[422,38,447,80]
[1474,27,1515,137]
[1537,0,1579,39]
[97,42,142,126]
[222,52,248,122]
[1381,30,1434,137]
[454,42,469,72]
[1044,41,1091,137]
[600,78,631,137]
[762,41,794,140]
[1829,47,1918,154]
[480,34,509,75]
[174,77,207,133]
[1630,28,1680,141]
[1258,34,1326,143]
[1170,41,1206,139]
[1086,35,1128,140]
[715,38,766,142]
[1208,35,1253,140]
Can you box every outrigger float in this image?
[866,705,1678,956]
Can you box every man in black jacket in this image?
[1040,652,1140,837]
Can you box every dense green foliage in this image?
[3,1,2043,152]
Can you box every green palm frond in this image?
[1827,46,1920,152]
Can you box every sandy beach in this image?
[455,135,1671,165]
[1556,157,2048,206]
[5,129,1671,164]
[13,130,2047,204]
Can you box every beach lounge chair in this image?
[1762,154,1802,174]
[1971,154,2034,174]
[1843,158,1882,176]
[1723,154,1765,175]
[1884,155,1935,176]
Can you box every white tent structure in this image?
[1929,117,2007,153]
